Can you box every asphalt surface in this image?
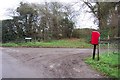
[1,47,105,78]
[0,47,2,79]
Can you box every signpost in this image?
[91,31,100,60]
[25,37,32,42]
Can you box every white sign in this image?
[25,38,32,39]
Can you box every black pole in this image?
[25,39,27,42]
[97,44,99,61]
[93,45,96,60]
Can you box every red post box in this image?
[91,31,100,60]
[91,31,100,45]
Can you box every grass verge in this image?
[85,52,119,78]
[1,39,92,48]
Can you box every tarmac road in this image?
[0,47,2,79]
[1,47,104,78]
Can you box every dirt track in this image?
[2,47,105,78]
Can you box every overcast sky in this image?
[0,0,98,29]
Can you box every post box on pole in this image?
[91,31,100,60]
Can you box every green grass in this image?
[1,39,92,48]
[1,42,19,47]
[85,52,119,78]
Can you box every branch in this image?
[84,2,98,18]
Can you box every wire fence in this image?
[100,37,119,54]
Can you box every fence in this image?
[100,37,119,54]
